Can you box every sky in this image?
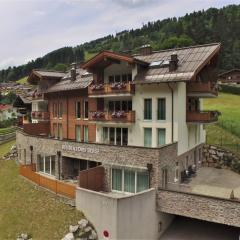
[0,0,238,70]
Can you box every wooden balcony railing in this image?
[187,111,220,123]
[32,92,43,100]
[88,82,135,96]
[89,110,135,123]
[187,82,218,97]
[31,111,50,120]
[19,164,76,199]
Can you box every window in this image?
[76,125,81,142]
[112,169,122,191]
[109,76,114,84]
[157,98,166,120]
[174,162,179,183]
[103,127,109,144]
[157,128,166,146]
[115,75,121,83]
[103,127,128,146]
[53,123,58,138]
[112,168,149,193]
[137,171,149,192]
[144,99,152,120]
[108,101,132,112]
[84,126,88,143]
[38,155,56,176]
[84,100,88,119]
[75,101,81,119]
[58,124,63,140]
[58,102,63,118]
[53,103,58,118]
[124,170,135,193]
[144,128,152,147]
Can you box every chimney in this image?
[169,52,178,72]
[70,63,77,81]
[139,44,152,56]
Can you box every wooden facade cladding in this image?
[187,81,218,97]
[46,90,97,143]
[186,111,219,123]
[23,122,50,136]
[31,111,50,120]
[88,82,135,97]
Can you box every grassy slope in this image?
[0,141,84,239]
[85,51,97,61]
[204,93,240,155]
[204,93,240,137]
[16,76,28,85]
[0,127,15,136]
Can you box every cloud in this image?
[112,0,156,7]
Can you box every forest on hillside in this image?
[0,4,239,82]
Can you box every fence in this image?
[19,164,76,199]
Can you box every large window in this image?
[144,99,152,120]
[76,125,81,142]
[108,100,132,112]
[144,128,152,147]
[108,74,132,84]
[157,98,166,120]
[38,155,56,176]
[58,124,63,140]
[102,127,128,146]
[84,126,88,143]
[53,103,58,118]
[157,128,166,146]
[53,123,58,139]
[75,101,81,119]
[84,100,88,119]
[112,168,149,193]
[58,102,63,118]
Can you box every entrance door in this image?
[162,168,168,189]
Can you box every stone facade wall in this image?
[203,144,240,172]
[157,190,240,227]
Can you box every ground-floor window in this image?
[76,125,81,142]
[144,128,152,147]
[84,126,88,143]
[102,127,128,146]
[112,168,149,193]
[38,155,56,176]
[157,128,166,146]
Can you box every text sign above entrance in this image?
[62,144,100,154]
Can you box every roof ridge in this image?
[33,69,66,73]
[133,42,221,56]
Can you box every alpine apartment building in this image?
[17,43,221,239]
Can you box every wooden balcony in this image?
[187,82,218,98]
[187,111,219,123]
[88,82,135,97]
[31,111,50,121]
[89,111,135,123]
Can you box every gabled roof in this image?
[134,43,221,84]
[28,69,66,85]
[82,50,148,70]
[218,69,240,77]
[45,68,93,93]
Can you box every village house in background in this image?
[16,43,240,239]
[0,104,17,121]
[218,69,240,84]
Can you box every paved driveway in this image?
[161,216,239,240]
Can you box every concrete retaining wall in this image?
[76,188,173,239]
[157,190,240,227]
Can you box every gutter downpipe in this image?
[167,83,174,143]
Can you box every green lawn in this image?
[0,127,16,136]
[204,93,240,137]
[0,141,84,239]
[85,51,97,61]
[204,93,240,155]
[16,76,28,85]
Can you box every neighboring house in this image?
[0,104,17,121]
[17,43,222,239]
[218,69,240,84]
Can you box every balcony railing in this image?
[89,110,135,123]
[88,82,135,96]
[187,111,220,123]
[187,82,218,97]
[23,122,50,136]
[31,111,50,120]
[32,92,44,100]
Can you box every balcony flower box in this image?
[38,112,42,118]
[91,84,104,91]
[110,83,126,90]
[111,111,126,119]
[31,112,36,117]
[92,111,105,119]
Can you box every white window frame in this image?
[38,155,56,177]
[83,100,88,120]
[102,127,128,146]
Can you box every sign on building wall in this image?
[62,144,100,154]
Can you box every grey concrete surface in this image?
[161,216,239,240]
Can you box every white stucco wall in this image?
[76,187,174,239]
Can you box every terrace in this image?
[186,110,219,123]
[187,81,218,98]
